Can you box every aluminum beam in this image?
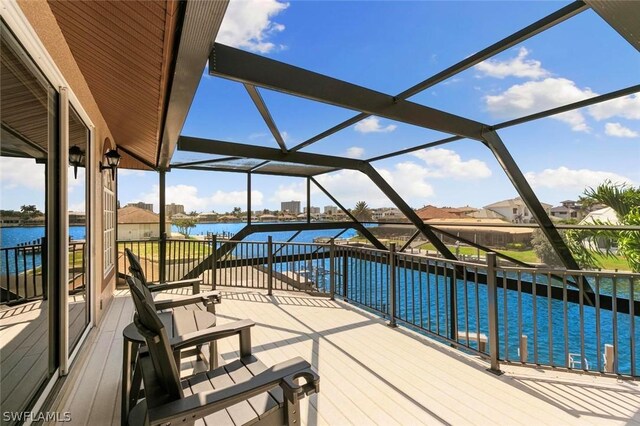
[210,43,487,140]
[367,84,639,163]
[170,156,242,168]
[368,135,463,162]
[361,163,456,260]
[178,136,365,170]
[244,84,288,152]
[287,1,588,152]
[482,130,580,270]
[493,84,640,130]
[184,222,366,279]
[168,164,318,179]
[309,177,387,250]
[399,230,421,252]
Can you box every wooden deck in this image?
[1,295,87,416]
[45,287,640,425]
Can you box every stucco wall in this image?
[17,0,117,324]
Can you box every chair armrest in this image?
[148,278,202,293]
[147,357,319,426]
[153,291,221,311]
[169,319,255,351]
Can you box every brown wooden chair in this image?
[126,276,320,426]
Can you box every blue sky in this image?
[3,1,638,214]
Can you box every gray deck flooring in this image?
[45,287,640,425]
[1,295,87,416]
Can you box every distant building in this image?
[303,206,321,214]
[0,214,22,227]
[117,206,169,240]
[126,201,153,212]
[415,205,459,221]
[166,203,185,217]
[68,211,86,225]
[170,212,190,220]
[324,205,338,215]
[550,200,585,221]
[484,197,551,223]
[197,212,218,223]
[258,214,278,222]
[281,201,301,214]
[579,207,619,252]
[467,208,506,220]
[218,215,241,223]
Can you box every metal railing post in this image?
[41,237,48,301]
[342,248,348,301]
[388,243,397,328]
[159,169,166,283]
[267,236,273,295]
[329,239,335,300]
[486,252,501,374]
[211,234,217,290]
[159,233,166,283]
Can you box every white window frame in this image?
[103,177,115,276]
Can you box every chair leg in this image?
[174,350,182,372]
[284,398,301,425]
[209,340,218,370]
[196,344,204,361]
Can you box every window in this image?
[103,177,115,275]
[512,208,518,214]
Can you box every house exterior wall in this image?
[16,0,117,323]
[118,223,158,241]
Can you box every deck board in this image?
[44,287,640,425]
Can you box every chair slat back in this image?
[125,248,148,285]
[127,276,183,403]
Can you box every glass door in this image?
[68,107,90,353]
[0,23,58,421]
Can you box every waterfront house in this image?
[579,206,621,253]
[197,212,218,223]
[117,206,170,241]
[484,197,552,224]
[550,200,586,221]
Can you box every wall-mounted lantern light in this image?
[69,145,84,179]
[100,149,121,180]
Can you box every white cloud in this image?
[475,47,550,80]
[217,0,289,53]
[139,184,263,213]
[525,166,634,190]
[314,164,434,208]
[604,122,638,138]
[0,157,46,190]
[345,147,365,158]
[589,94,640,121]
[354,117,397,134]
[270,182,307,203]
[485,77,595,131]
[411,148,492,179]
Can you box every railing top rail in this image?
[0,243,43,251]
[498,264,640,279]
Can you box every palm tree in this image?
[352,201,372,222]
[569,181,640,272]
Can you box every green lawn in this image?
[416,243,631,271]
[117,241,213,260]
